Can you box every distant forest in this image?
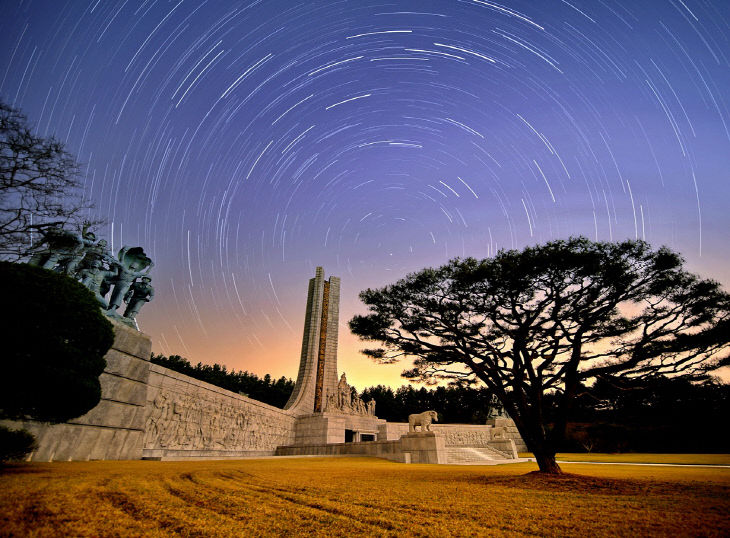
[152,353,729,453]
[360,385,495,424]
[559,375,730,453]
[365,378,730,453]
[150,354,295,408]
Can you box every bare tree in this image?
[0,100,95,260]
[350,238,730,474]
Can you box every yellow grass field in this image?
[1,457,729,537]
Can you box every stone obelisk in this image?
[284,267,340,416]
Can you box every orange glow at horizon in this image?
[144,282,418,391]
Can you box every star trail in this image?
[2,0,729,387]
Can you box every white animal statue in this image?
[408,410,438,432]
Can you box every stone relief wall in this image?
[143,364,296,455]
[441,429,492,447]
[378,422,526,452]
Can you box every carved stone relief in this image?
[443,430,492,447]
[144,372,295,452]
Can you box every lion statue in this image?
[408,410,438,432]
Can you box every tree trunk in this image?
[533,451,563,474]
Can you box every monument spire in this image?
[284,267,340,415]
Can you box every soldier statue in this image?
[62,227,98,276]
[79,258,118,308]
[123,276,155,321]
[106,246,153,317]
[25,225,155,331]
[28,225,83,273]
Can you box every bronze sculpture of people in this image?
[78,238,114,274]
[79,259,118,308]
[106,246,153,317]
[487,394,508,419]
[63,228,98,276]
[25,225,155,331]
[123,276,155,321]
[28,226,83,272]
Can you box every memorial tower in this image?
[284,267,340,415]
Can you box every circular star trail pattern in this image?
[2,1,729,385]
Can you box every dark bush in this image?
[0,262,114,423]
[0,426,37,462]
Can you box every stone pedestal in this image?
[294,413,347,445]
[293,413,385,445]
[399,432,446,464]
[2,319,152,461]
[486,417,527,452]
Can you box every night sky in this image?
[3,1,729,388]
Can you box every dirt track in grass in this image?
[1,457,728,537]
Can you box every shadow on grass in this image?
[0,463,46,475]
[444,471,682,496]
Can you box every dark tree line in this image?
[560,375,730,453]
[359,385,495,423]
[150,354,295,409]
[362,376,729,453]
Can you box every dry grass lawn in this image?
[1,457,728,537]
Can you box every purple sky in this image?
[2,0,729,387]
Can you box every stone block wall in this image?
[380,422,495,443]
[2,320,299,462]
[142,364,296,459]
[294,414,346,445]
[378,421,527,453]
[378,422,410,440]
[277,432,446,464]
[435,424,496,447]
[2,320,152,461]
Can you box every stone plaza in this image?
[3,267,525,465]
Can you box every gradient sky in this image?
[2,0,729,389]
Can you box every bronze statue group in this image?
[28,225,154,327]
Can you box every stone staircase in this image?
[445,446,515,465]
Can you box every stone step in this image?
[445,446,514,464]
